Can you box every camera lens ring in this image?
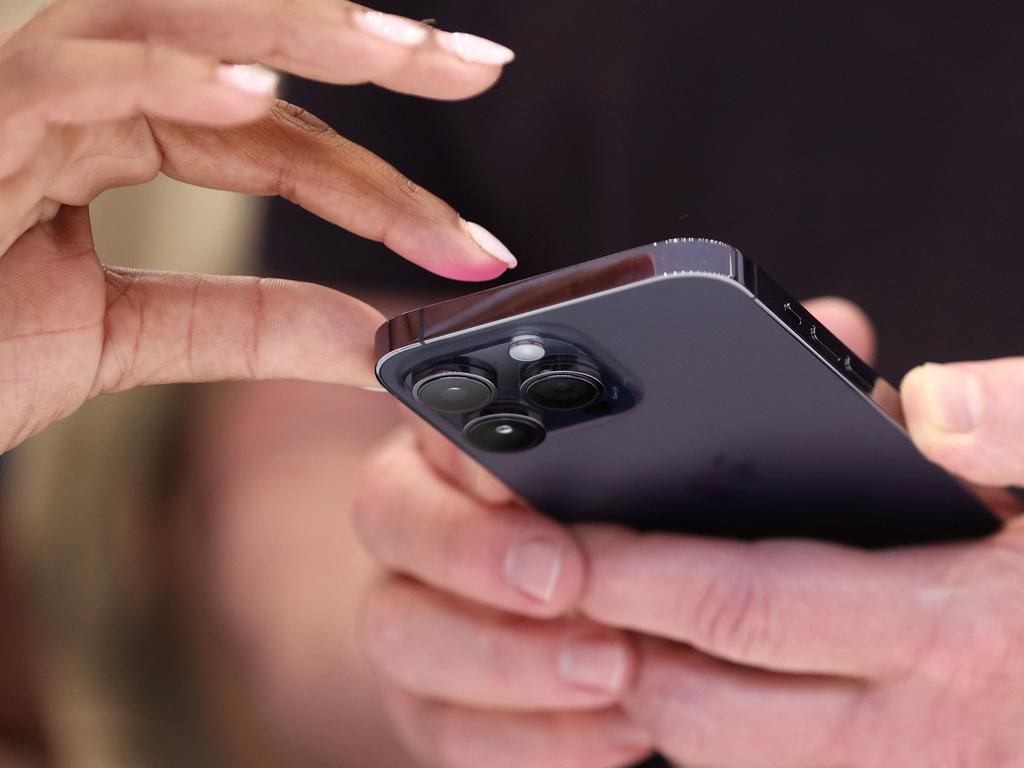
[521,362,604,411]
[413,367,496,413]
[464,412,546,453]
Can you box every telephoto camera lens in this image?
[464,412,545,452]
[521,356,604,411]
[413,363,496,413]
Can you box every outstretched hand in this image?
[0,0,517,453]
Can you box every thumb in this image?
[900,358,1024,487]
[96,266,385,394]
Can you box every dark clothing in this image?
[262,1,1024,380]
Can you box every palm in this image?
[0,211,108,453]
[0,115,209,454]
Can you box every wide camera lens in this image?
[521,358,604,411]
[464,413,545,452]
[413,366,496,413]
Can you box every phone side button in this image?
[843,354,875,393]
[809,324,841,362]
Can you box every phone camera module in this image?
[413,364,496,413]
[521,357,604,411]
[464,412,545,452]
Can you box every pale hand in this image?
[354,299,1024,768]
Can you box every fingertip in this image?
[385,217,513,282]
[433,30,516,67]
[900,362,988,480]
[503,526,586,616]
[462,220,517,268]
[215,63,280,96]
[558,627,638,697]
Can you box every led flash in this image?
[508,335,546,362]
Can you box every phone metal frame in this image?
[377,238,899,424]
[377,238,1021,524]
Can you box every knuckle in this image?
[380,159,422,202]
[270,100,334,137]
[692,558,781,661]
[241,277,267,379]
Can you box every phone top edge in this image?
[375,238,742,359]
[373,238,893,430]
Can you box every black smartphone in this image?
[376,238,1004,548]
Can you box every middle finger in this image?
[362,577,636,710]
[33,0,513,100]
[354,430,585,618]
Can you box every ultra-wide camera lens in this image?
[464,413,545,452]
[521,358,604,411]
[413,365,496,413]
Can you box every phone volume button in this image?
[809,324,841,362]
[842,354,875,393]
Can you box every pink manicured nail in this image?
[504,538,562,603]
[559,635,629,693]
[216,64,279,95]
[352,9,429,46]
[435,30,516,66]
[462,220,517,268]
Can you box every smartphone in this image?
[376,238,1003,548]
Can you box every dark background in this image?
[262,1,1024,380]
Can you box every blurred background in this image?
[2,1,1023,766]
[0,1,413,766]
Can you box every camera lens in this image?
[413,365,496,413]
[521,358,604,411]
[464,413,545,452]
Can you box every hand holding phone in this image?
[355,333,1024,768]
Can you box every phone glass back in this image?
[377,240,1000,547]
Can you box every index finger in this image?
[353,429,586,619]
[30,0,513,101]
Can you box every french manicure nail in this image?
[920,363,985,433]
[462,220,517,268]
[559,635,629,693]
[216,64,279,96]
[352,9,429,46]
[434,31,516,66]
[504,538,563,603]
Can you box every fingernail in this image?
[559,635,629,693]
[918,363,986,433]
[352,9,429,46]
[504,538,562,603]
[462,220,517,268]
[434,31,516,66]
[216,64,279,96]
[361,384,388,394]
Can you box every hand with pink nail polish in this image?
[0,0,517,455]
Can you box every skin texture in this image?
[354,298,1024,768]
[0,0,517,456]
